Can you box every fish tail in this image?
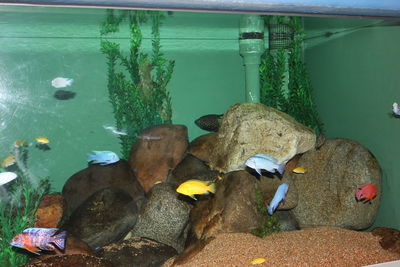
[207,182,216,194]
[277,164,285,175]
[67,78,74,86]
[52,230,67,250]
[87,154,96,162]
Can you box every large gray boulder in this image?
[208,103,316,173]
[290,138,381,230]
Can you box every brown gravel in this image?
[163,227,400,267]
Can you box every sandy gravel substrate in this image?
[163,227,400,267]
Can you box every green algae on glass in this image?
[260,16,324,136]
[252,189,280,238]
[100,10,174,159]
[0,143,51,266]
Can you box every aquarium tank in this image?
[0,0,400,266]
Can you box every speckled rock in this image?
[23,254,113,267]
[62,159,145,214]
[97,237,177,266]
[63,187,140,249]
[128,124,189,192]
[275,211,299,231]
[125,183,192,252]
[188,133,218,163]
[208,103,316,173]
[34,193,66,228]
[189,171,264,242]
[290,138,381,230]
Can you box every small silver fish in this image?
[103,125,127,136]
[245,154,285,175]
[87,151,120,165]
[268,183,289,215]
[393,102,400,117]
[51,77,73,88]
[0,172,17,186]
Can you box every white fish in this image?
[245,154,285,175]
[51,77,73,88]
[103,125,127,136]
[0,172,18,186]
[137,135,162,141]
[393,102,400,116]
[268,183,289,215]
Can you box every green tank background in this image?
[0,7,245,191]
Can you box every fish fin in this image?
[189,195,197,200]
[255,169,262,176]
[207,182,216,194]
[67,78,74,85]
[276,164,285,175]
[87,154,96,162]
[254,154,278,163]
[52,230,67,250]
[25,245,41,255]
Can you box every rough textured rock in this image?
[169,154,220,188]
[128,124,189,192]
[188,133,218,163]
[189,171,264,242]
[97,237,177,267]
[34,193,66,228]
[208,103,316,173]
[372,227,400,255]
[125,183,192,252]
[63,187,139,249]
[62,159,145,214]
[23,254,113,267]
[29,236,94,263]
[290,138,381,230]
[276,211,299,231]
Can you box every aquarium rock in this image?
[62,159,145,214]
[125,182,192,253]
[372,227,400,255]
[129,124,188,192]
[208,103,316,173]
[29,235,95,263]
[274,211,299,231]
[189,171,264,242]
[96,236,177,266]
[34,193,66,228]
[290,138,381,230]
[188,132,218,163]
[63,187,140,249]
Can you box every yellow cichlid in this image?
[176,179,216,200]
[1,155,16,168]
[293,167,306,174]
[250,257,266,264]
[35,137,50,144]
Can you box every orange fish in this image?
[355,184,377,203]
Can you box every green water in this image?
[0,6,245,191]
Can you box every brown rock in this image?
[128,124,189,192]
[29,235,94,263]
[24,254,112,267]
[190,171,263,242]
[34,194,66,228]
[188,133,217,163]
[372,227,400,254]
[291,138,381,230]
[62,159,145,214]
[208,103,316,173]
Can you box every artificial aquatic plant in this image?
[0,142,51,266]
[260,16,324,136]
[100,10,174,159]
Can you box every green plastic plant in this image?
[260,16,324,136]
[0,142,51,266]
[100,10,174,159]
[251,189,280,238]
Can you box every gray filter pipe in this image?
[239,15,265,103]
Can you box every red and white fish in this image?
[10,228,67,255]
[355,184,377,203]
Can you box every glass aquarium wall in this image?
[0,6,245,191]
[304,17,400,230]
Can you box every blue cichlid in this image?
[268,183,289,215]
[245,154,285,175]
[87,150,120,165]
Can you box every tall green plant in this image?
[0,143,51,266]
[100,10,174,159]
[260,16,323,136]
